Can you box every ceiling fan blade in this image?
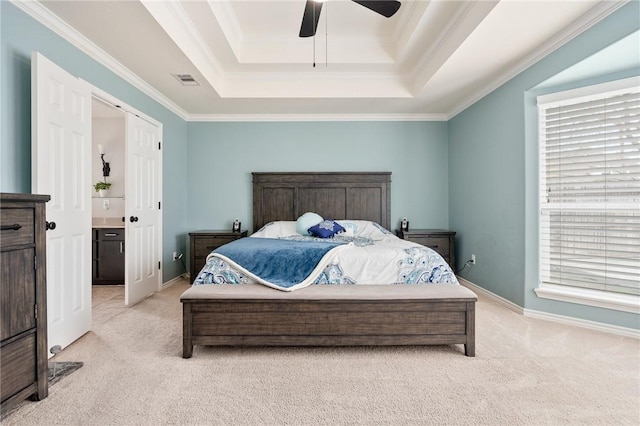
[299,0,323,38]
[351,0,401,18]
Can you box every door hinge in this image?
[158,142,161,150]
[158,201,161,210]
[34,304,38,320]
[158,261,161,270]
[34,255,37,270]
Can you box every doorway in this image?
[32,52,164,353]
[91,99,125,300]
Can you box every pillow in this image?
[336,220,390,239]
[308,219,346,238]
[336,220,358,237]
[251,221,298,239]
[296,212,323,235]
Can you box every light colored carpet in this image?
[4,279,639,425]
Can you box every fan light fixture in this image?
[299,0,401,67]
[299,0,401,38]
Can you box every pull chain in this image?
[325,1,328,67]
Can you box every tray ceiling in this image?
[29,0,625,120]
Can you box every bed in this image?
[181,172,477,357]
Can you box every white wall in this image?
[92,116,125,219]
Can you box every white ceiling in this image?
[28,0,628,120]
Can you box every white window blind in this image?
[538,78,640,298]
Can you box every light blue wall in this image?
[449,1,640,329]
[187,121,450,233]
[0,2,188,281]
[2,0,637,329]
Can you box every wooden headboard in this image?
[252,172,391,233]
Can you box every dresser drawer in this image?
[1,208,34,247]
[1,334,37,403]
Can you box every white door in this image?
[31,52,92,351]
[125,112,161,305]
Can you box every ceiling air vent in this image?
[173,74,199,86]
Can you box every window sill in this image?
[535,284,640,314]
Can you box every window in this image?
[536,77,640,313]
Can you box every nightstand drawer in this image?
[194,236,237,254]
[189,230,247,281]
[411,237,449,257]
[192,256,208,277]
[396,229,456,270]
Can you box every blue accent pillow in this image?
[308,220,346,238]
[296,212,323,235]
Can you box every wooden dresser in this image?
[1,193,50,414]
[189,230,247,281]
[396,228,456,270]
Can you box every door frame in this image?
[88,82,164,295]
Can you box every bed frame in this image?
[182,172,477,357]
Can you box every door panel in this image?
[125,113,160,305]
[32,52,92,352]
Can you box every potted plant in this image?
[93,181,111,197]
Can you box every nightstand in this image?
[189,230,247,280]
[396,229,456,270]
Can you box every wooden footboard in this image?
[181,284,477,358]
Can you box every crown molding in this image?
[445,0,630,119]
[12,0,628,123]
[11,0,189,120]
[186,113,447,122]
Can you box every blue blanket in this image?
[210,237,345,290]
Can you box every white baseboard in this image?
[457,277,524,314]
[162,274,188,289]
[457,276,639,339]
[522,308,640,339]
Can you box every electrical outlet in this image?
[471,254,476,265]
[172,251,178,261]
[103,199,109,210]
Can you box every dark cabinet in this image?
[396,229,456,270]
[189,230,247,281]
[92,228,125,285]
[1,193,50,414]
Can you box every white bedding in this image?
[194,220,459,288]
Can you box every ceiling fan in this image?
[299,0,402,37]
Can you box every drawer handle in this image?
[104,233,118,237]
[120,242,124,253]
[1,223,22,231]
